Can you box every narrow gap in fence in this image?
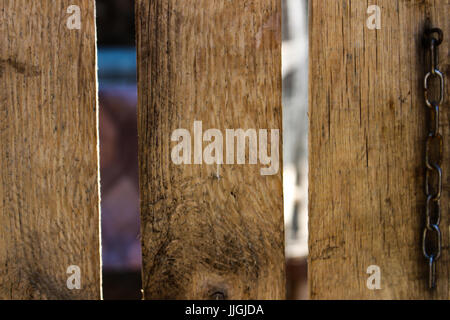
[95,0,142,300]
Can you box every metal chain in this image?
[422,27,444,289]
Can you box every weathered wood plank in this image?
[309,0,449,299]
[136,0,285,299]
[0,0,101,299]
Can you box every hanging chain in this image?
[422,27,444,289]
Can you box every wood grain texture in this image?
[0,0,101,299]
[309,0,449,299]
[136,0,285,299]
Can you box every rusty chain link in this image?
[422,27,444,289]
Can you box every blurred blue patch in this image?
[98,47,137,86]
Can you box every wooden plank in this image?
[309,0,449,299]
[136,0,285,299]
[0,0,101,299]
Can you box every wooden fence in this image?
[0,0,448,300]
[309,0,449,299]
[0,0,101,299]
[135,0,284,300]
[0,0,284,299]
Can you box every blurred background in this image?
[96,0,309,300]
